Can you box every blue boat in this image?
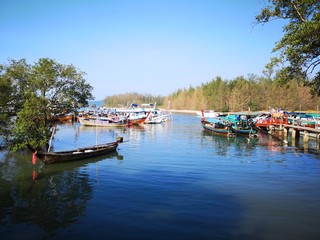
[200,110,258,138]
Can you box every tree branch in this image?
[289,0,306,22]
[306,58,320,74]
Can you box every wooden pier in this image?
[270,123,320,143]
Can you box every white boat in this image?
[116,103,173,125]
[78,116,128,127]
[116,108,149,125]
[144,113,173,124]
[196,110,219,118]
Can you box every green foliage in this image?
[0,58,94,150]
[103,92,165,108]
[166,75,319,111]
[255,0,320,96]
[11,95,52,151]
[29,58,94,114]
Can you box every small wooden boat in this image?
[254,112,289,130]
[201,118,236,137]
[28,137,124,165]
[232,116,259,138]
[55,114,74,123]
[78,116,128,127]
[200,110,235,137]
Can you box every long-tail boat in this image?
[28,137,123,165]
[200,110,236,137]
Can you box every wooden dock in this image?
[270,123,320,143]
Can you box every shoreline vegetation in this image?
[160,109,320,115]
[102,77,320,113]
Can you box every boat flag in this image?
[32,151,37,165]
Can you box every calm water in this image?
[1,113,320,240]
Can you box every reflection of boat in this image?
[28,137,123,164]
[201,130,259,155]
[34,151,124,179]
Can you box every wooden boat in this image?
[55,114,74,123]
[201,110,235,137]
[126,110,149,125]
[196,110,220,118]
[254,112,289,130]
[201,118,236,137]
[144,115,165,124]
[201,110,258,138]
[287,112,317,128]
[143,111,172,124]
[28,137,124,165]
[127,115,148,125]
[231,115,259,138]
[78,116,128,127]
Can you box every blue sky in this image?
[0,0,285,100]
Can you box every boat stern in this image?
[117,136,124,143]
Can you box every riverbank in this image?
[162,109,320,116]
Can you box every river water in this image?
[1,113,320,240]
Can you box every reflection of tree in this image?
[0,150,121,235]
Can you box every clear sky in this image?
[0,0,285,100]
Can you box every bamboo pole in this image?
[47,123,56,152]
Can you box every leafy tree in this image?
[1,58,94,151]
[0,59,32,147]
[255,0,320,96]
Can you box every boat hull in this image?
[201,121,236,137]
[29,137,123,164]
[78,117,127,127]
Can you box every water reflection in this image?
[1,116,320,239]
[262,130,320,155]
[202,128,320,156]
[0,150,122,237]
[201,130,259,156]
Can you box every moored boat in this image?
[78,116,128,127]
[54,113,75,123]
[254,111,289,130]
[287,112,317,128]
[28,137,124,165]
[196,110,220,118]
[201,110,236,137]
[201,119,236,137]
[232,114,259,138]
[144,115,165,124]
[201,110,258,138]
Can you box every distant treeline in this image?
[103,92,165,108]
[164,76,320,112]
[103,76,320,112]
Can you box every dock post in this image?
[292,129,296,139]
[268,125,274,134]
[283,127,288,139]
[303,131,309,143]
[292,137,296,147]
[279,124,283,131]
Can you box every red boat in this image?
[254,112,289,130]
